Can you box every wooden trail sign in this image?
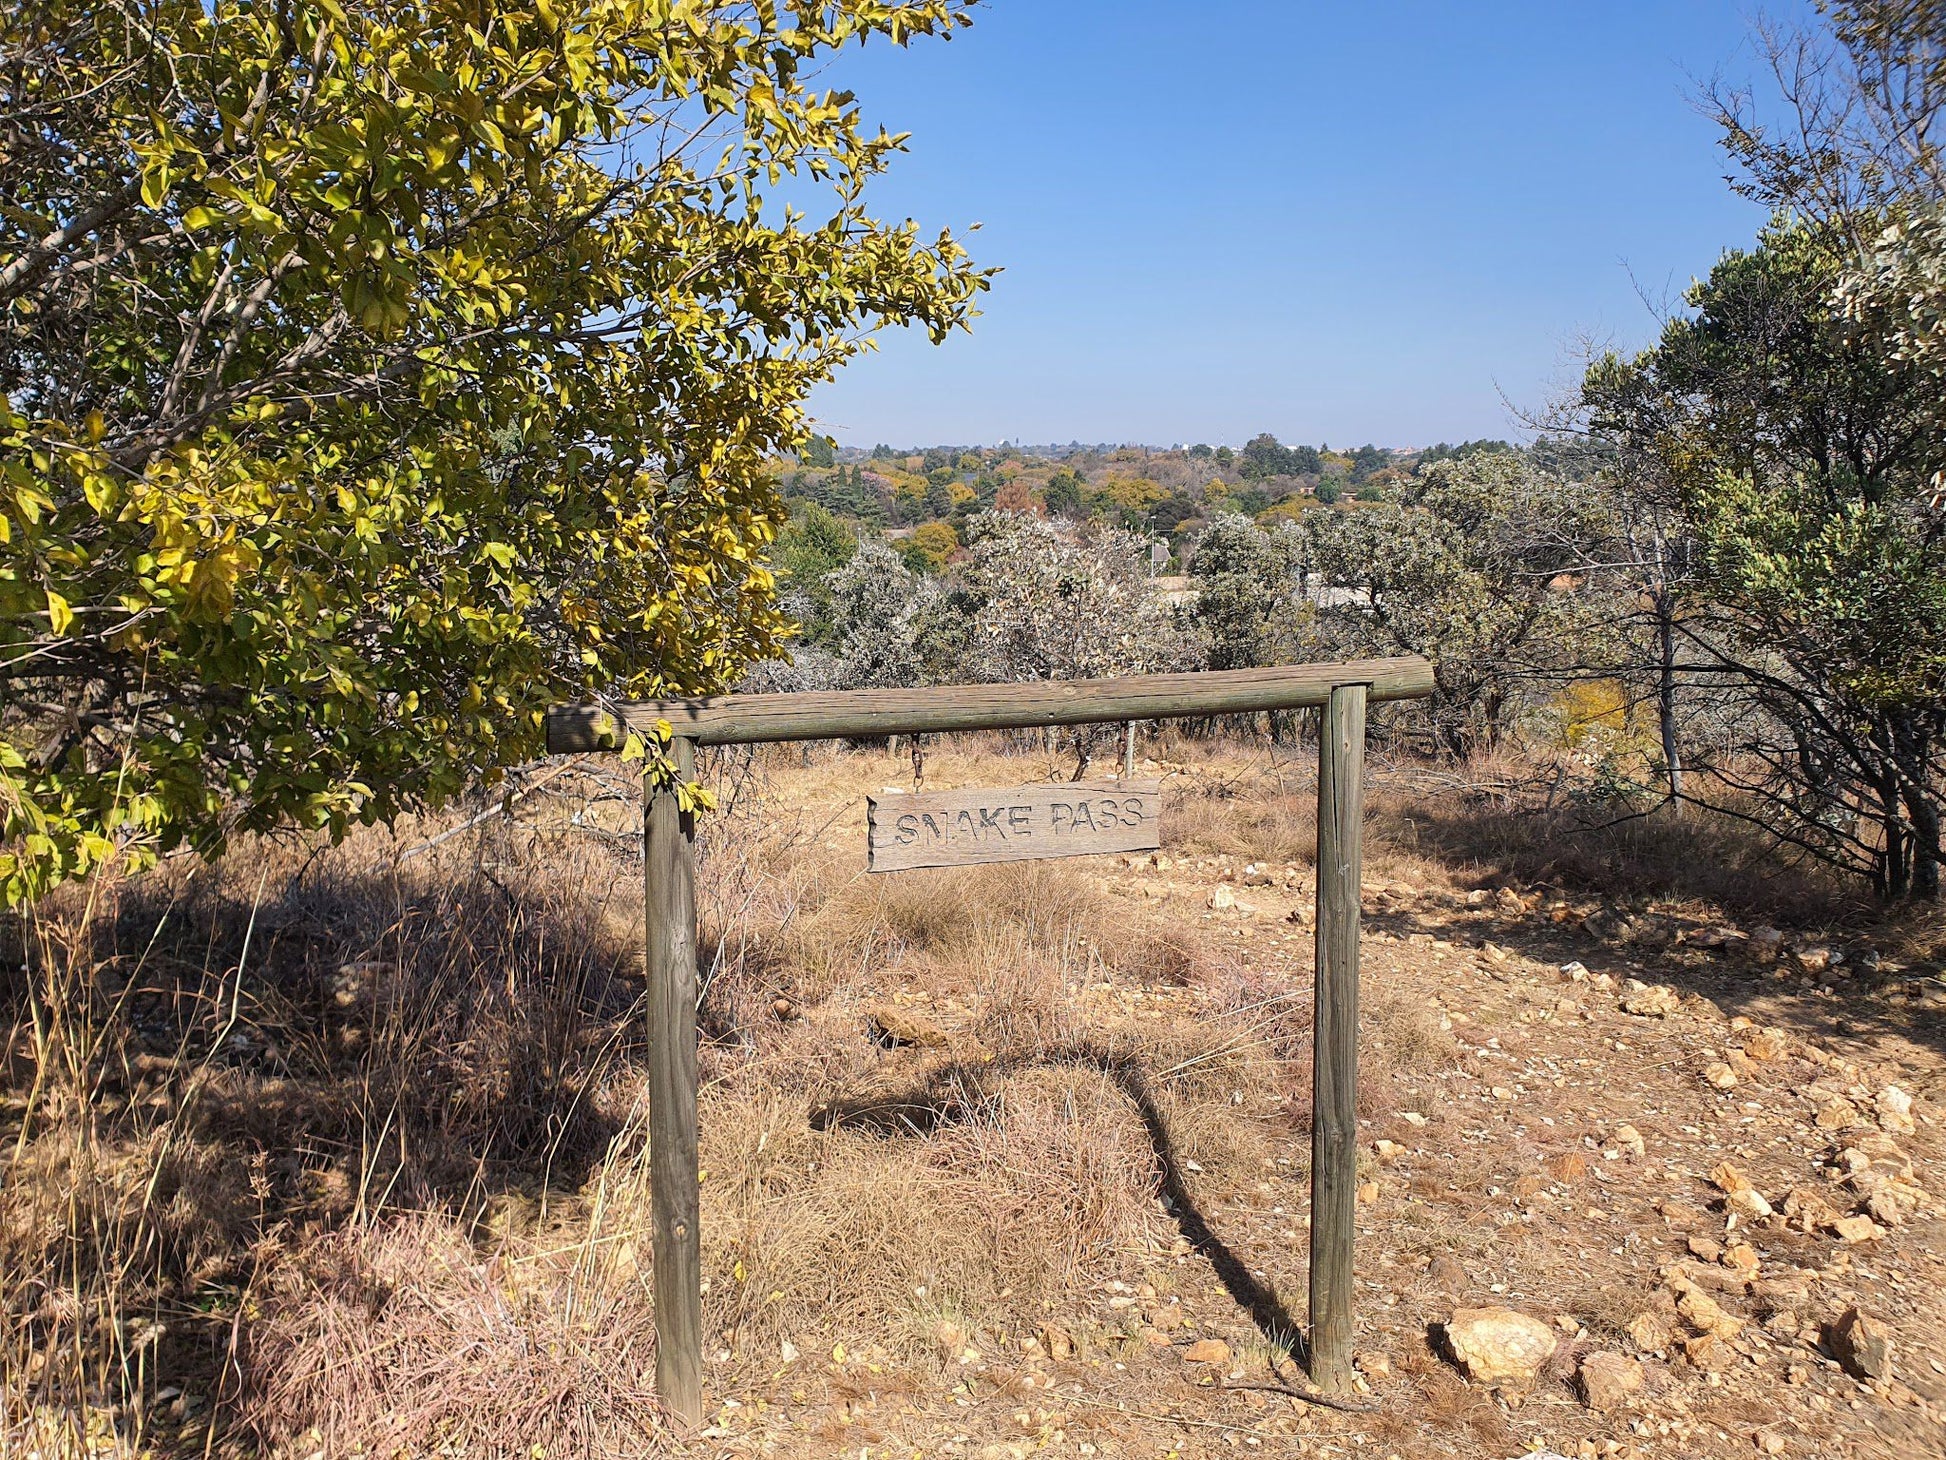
[545,655,1434,1423]
[867,780,1161,871]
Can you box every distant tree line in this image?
[757,3,1946,901]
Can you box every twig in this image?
[1221,1380,1380,1414]
[396,758,584,861]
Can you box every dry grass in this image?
[0,747,1244,1455]
[0,732,1911,1458]
[0,817,654,1456]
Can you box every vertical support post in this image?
[1309,683,1366,1392]
[1121,721,1137,778]
[646,736,703,1426]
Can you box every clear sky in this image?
[805,1,1800,450]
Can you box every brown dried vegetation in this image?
[1,738,1936,1458]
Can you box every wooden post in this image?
[646,736,704,1426]
[1121,721,1137,778]
[1309,683,1366,1392]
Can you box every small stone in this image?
[1865,1189,1907,1228]
[1207,886,1236,911]
[1620,980,1681,1017]
[1710,1162,1754,1196]
[1816,1098,1863,1131]
[1876,1085,1916,1135]
[1795,945,1833,973]
[1612,1122,1646,1158]
[1690,924,1747,949]
[1850,1131,1916,1178]
[1356,1180,1380,1204]
[1627,1310,1675,1353]
[1688,1235,1725,1264]
[1782,1186,1841,1233]
[1679,1263,1749,1296]
[865,1004,948,1048]
[1182,1338,1231,1365]
[1373,1139,1406,1165]
[1831,1214,1883,1243]
[1682,1331,1740,1372]
[1040,1324,1073,1361]
[1727,1187,1774,1221]
[1742,1028,1791,1061]
[1428,1255,1469,1293]
[1440,1307,1559,1385]
[1824,1306,1892,1380]
[1754,1427,1788,1454]
[1676,1285,1741,1339]
[1353,1350,1391,1381]
[932,1319,968,1355]
[1466,888,1492,906]
[1577,1351,1645,1411]
[1549,1152,1589,1182]
[1750,927,1786,961]
[1722,1242,1761,1277]
[1704,1062,1739,1090]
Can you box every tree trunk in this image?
[1655,585,1683,814]
[1879,773,1909,900]
[1893,714,1941,901]
[1906,787,1942,901]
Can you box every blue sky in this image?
[805,1,1801,450]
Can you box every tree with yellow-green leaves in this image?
[0,0,988,902]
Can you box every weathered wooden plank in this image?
[1309,684,1367,1393]
[646,737,704,1426]
[547,656,1433,752]
[867,780,1161,871]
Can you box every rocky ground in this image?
[677,748,1946,1460]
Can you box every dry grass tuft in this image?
[0,816,651,1455]
[240,1215,662,1456]
[1163,781,1318,866]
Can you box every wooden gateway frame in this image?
[546,655,1435,1423]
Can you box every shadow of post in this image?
[810,1042,1308,1363]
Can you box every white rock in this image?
[1620,980,1680,1017]
[1877,1085,1916,1135]
[1440,1306,1559,1384]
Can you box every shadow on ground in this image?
[812,1042,1311,1364]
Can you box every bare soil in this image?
[674,741,1946,1460]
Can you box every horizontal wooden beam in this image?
[546,656,1433,753]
